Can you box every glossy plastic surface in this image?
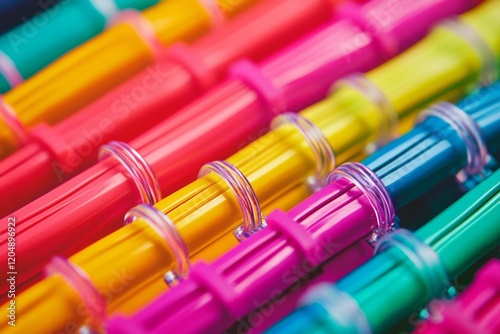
[1,6,496,332]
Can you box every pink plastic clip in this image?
[166,43,217,92]
[266,209,324,267]
[230,59,287,119]
[337,2,399,60]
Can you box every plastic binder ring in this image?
[98,141,161,205]
[418,102,491,190]
[89,0,120,21]
[45,257,106,333]
[271,113,336,193]
[0,95,27,146]
[109,10,164,60]
[125,203,190,288]
[441,19,498,87]
[327,162,395,244]
[199,160,265,242]
[198,0,225,27]
[0,50,23,89]
[300,283,372,334]
[332,73,397,154]
[375,229,456,300]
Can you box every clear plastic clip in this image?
[375,229,456,300]
[0,50,23,89]
[0,95,27,146]
[332,73,397,154]
[300,283,372,334]
[327,162,395,245]
[440,19,498,87]
[125,203,190,288]
[272,113,336,193]
[198,0,225,27]
[418,102,492,190]
[45,257,106,333]
[109,10,164,59]
[89,0,120,21]
[99,141,161,205]
[199,160,265,242]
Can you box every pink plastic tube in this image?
[414,259,500,334]
[0,0,481,215]
[0,0,478,298]
[105,162,395,334]
[0,0,336,216]
[228,238,376,333]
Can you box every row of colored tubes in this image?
[0,0,499,333]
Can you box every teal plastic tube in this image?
[267,168,500,333]
[0,0,159,93]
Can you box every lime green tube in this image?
[0,0,159,93]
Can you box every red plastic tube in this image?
[0,0,337,216]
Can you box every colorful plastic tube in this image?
[104,81,500,334]
[0,0,160,93]
[236,81,500,334]
[105,162,396,334]
[413,259,500,334]
[2,0,497,295]
[266,169,500,334]
[0,0,478,215]
[2,4,499,332]
[0,0,61,33]
[0,0,272,158]
[0,0,347,212]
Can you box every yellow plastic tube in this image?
[5,2,500,333]
[0,0,260,157]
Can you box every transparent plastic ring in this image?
[98,141,161,205]
[45,257,106,332]
[441,19,498,86]
[375,229,456,299]
[198,0,225,27]
[332,73,397,153]
[300,283,372,334]
[109,10,164,59]
[0,96,27,146]
[418,102,490,185]
[327,162,395,245]
[125,203,190,288]
[0,50,23,89]
[272,113,336,193]
[89,0,120,20]
[198,160,265,242]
